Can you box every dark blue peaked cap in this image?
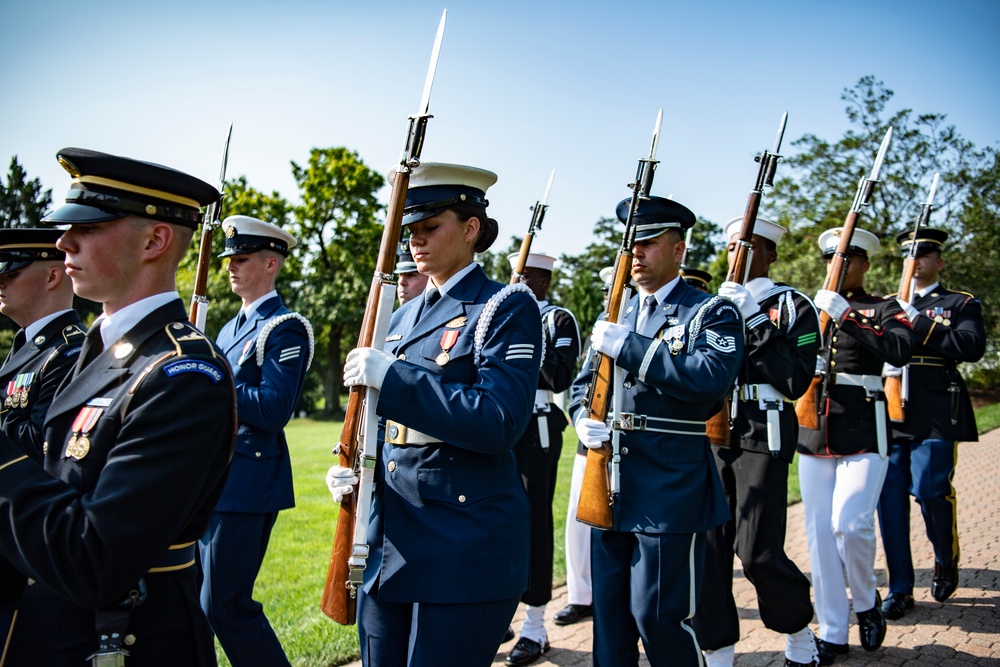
[0,228,66,276]
[42,148,219,229]
[897,227,948,256]
[616,196,696,241]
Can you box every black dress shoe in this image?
[856,593,887,652]
[816,639,849,666]
[881,592,914,620]
[503,626,515,643]
[931,559,959,602]
[505,637,550,666]
[552,603,593,626]
[784,657,818,667]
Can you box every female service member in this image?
[327,162,542,667]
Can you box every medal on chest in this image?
[5,372,35,408]
[239,338,256,364]
[66,405,104,460]
[437,329,459,366]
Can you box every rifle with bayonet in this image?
[795,126,893,430]
[885,172,940,422]
[510,169,556,285]
[320,10,447,625]
[706,111,787,448]
[576,109,662,530]
[189,124,232,330]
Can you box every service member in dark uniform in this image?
[199,215,312,666]
[0,228,86,460]
[798,228,913,665]
[394,241,428,305]
[680,266,712,293]
[0,148,236,665]
[877,228,986,617]
[695,218,821,667]
[326,163,541,667]
[569,196,742,667]
[505,252,581,667]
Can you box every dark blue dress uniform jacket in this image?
[0,310,85,461]
[798,288,913,456]
[891,285,985,442]
[0,299,236,665]
[569,280,742,534]
[214,295,307,512]
[364,265,541,604]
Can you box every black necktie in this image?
[74,325,104,377]
[420,289,441,320]
[639,295,658,336]
[3,329,25,367]
[235,310,247,330]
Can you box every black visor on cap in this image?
[402,185,489,226]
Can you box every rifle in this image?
[189,124,233,329]
[706,111,788,448]
[320,9,447,625]
[795,126,893,430]
[576,109,662,530]
[885,171,940,422]
[510,169,556,284]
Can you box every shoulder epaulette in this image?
[60,323,87,345]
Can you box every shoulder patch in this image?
[162,359,225,384]
[61,324,87,345]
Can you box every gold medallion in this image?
[66,434,79,457]
[18,391,28,408]
[3,396,10,408]
[68,435,90,460]
[436,351,450,366]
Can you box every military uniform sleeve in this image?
[745,291,821,400]
[616,297,743,403]
[910,295,986,363]
[0,351,235,609]
[539,308,581,394]
[234,319,309,431]
[378,291,542,455]
[567,342,595,426]
[837,299,914,367]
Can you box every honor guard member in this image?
[877,228,986,618]
[505,251,582,667]
[0,228,86,460]
[325,163,542,667]
[798,228,913,665]
[680,266,713,293]
[694,218,821,667]
[394,240,428,305]
[0,148,236,665]
[198,215,312,666]
[554,265,616,630]
[569,196,742,667]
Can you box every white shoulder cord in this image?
[256,313,314,370]
[473,283,543,366]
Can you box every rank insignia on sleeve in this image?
[705,330,737,354]
[505,343,535,362]
[278,346,301,363]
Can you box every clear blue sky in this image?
[2,0,997,257]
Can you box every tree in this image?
[1,156,52,228]
[288,148,385,415]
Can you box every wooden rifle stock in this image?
[884,257,916,422]
[510,174,553,285]
[510,233,534,285]
[576,251,632,529]
[189,124,232,329]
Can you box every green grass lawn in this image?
[222,402,997,666]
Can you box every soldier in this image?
[569,196,742,667]
[680,266,713,293]
[798,228,913,665]
[877,228,986,618]
[395,241,428,305]
[505,252,581,667]
[198,215,312,666]
[0,147,236,664]
[326,162,542,667]
[0,228,86,460]
[694,218,821,667]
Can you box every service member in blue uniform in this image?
[695,218,821,667]
[680,265,713,293]
[0,147,236,665]
[198,215,312,666]
[798,228,913,665]
[0,228,86,460]
[569,196,743,667]
[505,252,582,667]
[326,162,542,667]
[877,228,986,618]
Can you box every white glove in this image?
[882,362,903,378]
[343,347,395,389]
[895,298,920,322]
[591,320,630,359]
[325,465,358,502]
[814,289,850,323]
[718,281,760,319]
[575,416,611,450]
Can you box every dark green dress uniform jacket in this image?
[0,299,236,666]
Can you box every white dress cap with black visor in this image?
[0,228,66,276]
[218,215,297,258]
[817,227,881,259]
[387,162,498,227]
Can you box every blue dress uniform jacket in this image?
[214,295,307,512]
[799,289,914,456]
[0,310,85,461]
[569,280,742,534]
[364,265,541,604]
[892,285,985,442]
[0,299,236,665]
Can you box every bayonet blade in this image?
[648,109,663,161]
[218,123,233,187]
[926,172,940,207]
[869,126,893,181]
[418,9,447,116]
[772,111,788,154]
[541,169,556,206]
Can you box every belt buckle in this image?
[386,422,408,445]
[618,413,634,431]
